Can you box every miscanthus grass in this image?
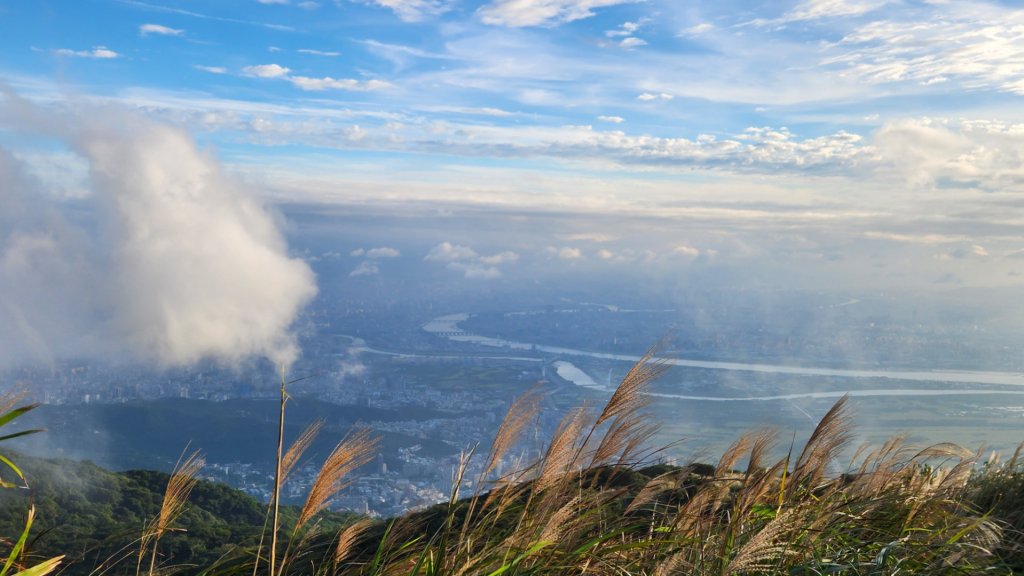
[301,347,1017,576]
[7,349,1023,576]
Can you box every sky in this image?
[2,0,1024,367]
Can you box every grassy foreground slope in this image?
[1,347,1023,575]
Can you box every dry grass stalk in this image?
[594,342,669,427]
[281,419,323,486]
[717,434,753,477]
[482,386,542,482]
[744,429,776,476]
[584,344,669,471]
[538,494,582,544]
[296,427,378,530]
[156,450,204,534]
[334,519,374,567]
[536,406,586,492]
[140,449,204,576]
[614,421,659,467]
[787,395,853,497]
[625,470,681,514]
[724,507,798,575]
[591,417,656,468]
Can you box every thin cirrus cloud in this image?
[194,65,228,74]
[361,0,456,22]
[139,23,184,36]
[297,48,341,56]
[53,46,119,59]
[775,0,892,23]
[477,0,641,27]
[823,4,1024,95]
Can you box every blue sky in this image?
[3,0,1024,294]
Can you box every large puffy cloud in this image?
[0,94,316,368]
[874,118,1024,190]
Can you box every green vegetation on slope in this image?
[0,455,357,575]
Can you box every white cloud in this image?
[619,37,647,49]
[424,243,515,277]
[258,0,291,4]
[545,246,583,259]
[597,115,624,123]
[350,248,366,257]
[672,245,700,259]
[425,242,479,262]
[194,65,227,74]
[140,24,184,36]
[297,48,341,56]
[873,118,1024,190]
[0,97,316,368]
[564,233,616,242]
[679,22,713,36]
[54,46,119,59]
[595,248,657,263]
[825,4,1024,94]
[349,260,380,276]
[478,0,640,27]
[606,20,643,37]
[297,1,320,8]
[781,0,891,22]
[243,63,291,78]
[362,0,456,22]
[241,64,390,91]
[288,76,392,91]
[637,92,673,101]
[479,250,519,264]
[864,232,973,245]
[447,261,502,279]
[365,246,401,258]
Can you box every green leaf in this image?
[0,405,38,429]
[0,430,44,444]
[11,557,62,576]
[486,540,552,576]
[0,454,25,485]
[1,506,34,576]
[751,503,777,521]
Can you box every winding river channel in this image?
[420,313,1024,397]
